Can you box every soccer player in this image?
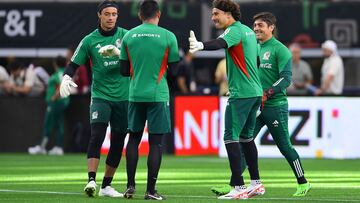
[59,0,129,198]
[253,12,311,196]
[28,56,69,155]
[189,0,264,199]
[119,0,179,200]
[212,11,312,197]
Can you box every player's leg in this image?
[49,102,68,155]
[211,114,265,196]
[263,104,310,196]
[85,98,111,197]
[144,102,170,200]
[98,101,128,197]
[240,97,265,198]
[29,103,53,155]
[125,102,146,199]
[218,98,252,200]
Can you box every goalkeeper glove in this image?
[260,88,274,110]
[98,45,120,57]
[60,74,78,98]
[189,30,204,54]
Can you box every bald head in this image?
[289,43,301,63]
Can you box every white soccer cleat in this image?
[28,145,46,155]
[84,180,97,197]
[48,146,64,156]
[99,186,123,197]
[247,183,265,198]
[217,187,248,200]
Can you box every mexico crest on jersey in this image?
[263,51,271,60]
[116,39,122,48]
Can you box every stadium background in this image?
[1,1,360,202]
[1,0,359,158]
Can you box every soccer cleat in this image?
[84,180,97,197]
[99,186,123,197]
[293,182,311,197]
[247,183,265,198]
[217,187,248,200]
[144,190,166,200]
[124,186,136,199]
[211,185,232,196]
[28,145,46,155]
[48,146,64,156]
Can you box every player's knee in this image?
[87,123,107,159]
[149,134,163,147]
[239,137,254,143]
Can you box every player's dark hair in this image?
[55,56,67,67]
[213,0,241,21]
[253,12,277,26]
[97,0,119,14]
[139,0,160,21]
[8,61,24,72]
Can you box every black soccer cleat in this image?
[144,190,166,200]
[124,186,135,199]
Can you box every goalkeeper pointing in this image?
[212,12,311,197]
[60,0,129,198]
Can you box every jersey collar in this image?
[98,25,118,37]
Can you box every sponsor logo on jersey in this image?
[245,31,254,36]
[259,63,272,69]
[92,111,98,120]
[263,51,271,60]
[104,60,119,67]
[96,44,101,49]
[131,33,160,38]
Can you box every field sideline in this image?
[0,154,359,203]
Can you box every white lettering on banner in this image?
[218,97,360,159]
[0,9,42,37]
[184,111,209,149]
[211,110,219,148]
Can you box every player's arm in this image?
[64,62,80,77]
[120,60,130,77]
[189,30,228,53]
[264,58,292,98]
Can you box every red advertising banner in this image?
[101,124,149,156]
[175,96,220,155]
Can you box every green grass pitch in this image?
[0,154,359,202]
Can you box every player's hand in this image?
[60,74,78,98]
[189,30,204,54]
[98,45,120,57]
[260,88,274,110]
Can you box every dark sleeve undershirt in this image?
[203,38,228,50]
[63,62,80,77]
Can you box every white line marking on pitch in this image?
[0,189,359,202]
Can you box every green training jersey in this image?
[46,67,69,104]
[71,27,129,101]
[120,23,179,102]
[258,37,292,106]
[219,21,262,99]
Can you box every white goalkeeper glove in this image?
[98,45,120,57]
[60,74,78,98]
[189,30,204,54]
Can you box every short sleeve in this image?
[168,32,179,63]
[71,38,89,65]
[218,27,241,48]
[119,33,129,61]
